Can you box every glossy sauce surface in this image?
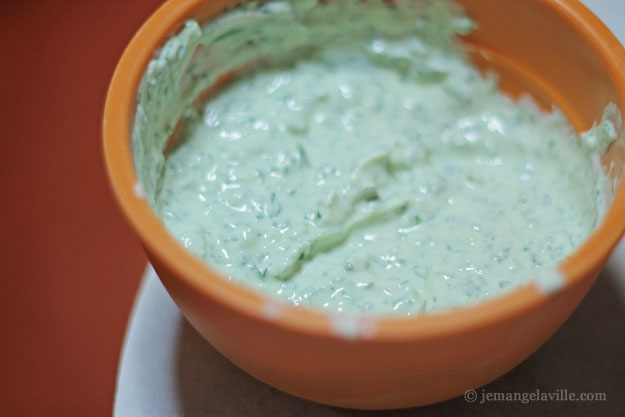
[135,0,616,314]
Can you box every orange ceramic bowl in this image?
[103,0,625,409]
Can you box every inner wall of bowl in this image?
[460,0,625,188]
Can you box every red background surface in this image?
[0,1,164,415]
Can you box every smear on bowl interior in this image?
[132,0,618,315]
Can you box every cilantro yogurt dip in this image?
[132,0,618,314]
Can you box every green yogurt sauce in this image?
[132,0,619,315]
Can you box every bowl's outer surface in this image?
[103,0,625,409]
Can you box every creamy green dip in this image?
[133,0,618,315]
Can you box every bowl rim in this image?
[103,0,625,341]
